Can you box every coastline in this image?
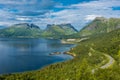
[0,43,76,76]
[0,38,76,76]
[0,52,74,75]
[0,51,76,75]
[63,51,76,57]
[61,38,89,44]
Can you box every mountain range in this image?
[0,23,78,38]
[0,17,120,38]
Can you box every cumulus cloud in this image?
[0,0,120,30]
[43,0,120,30]
[16,17,30,21]
[0,0,57,16]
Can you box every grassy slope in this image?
[78,17,120,36]
[42,25,77,39]
[0,29,120,80]
[0,26,42,38]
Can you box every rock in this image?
[63,51,76,57]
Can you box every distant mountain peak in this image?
[42,23,78,38]
[30,23,40,29]
[46,23,78,32]
[12,23,40,29]
[0,23,42,38]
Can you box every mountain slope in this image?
[42,23,78,38]
[78,17,120,36]
[0,23,78,38]
[0,23,42,38]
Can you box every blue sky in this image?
[0,0,120,30]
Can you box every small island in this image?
[49,52,61,55]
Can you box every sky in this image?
[0,0,120,30]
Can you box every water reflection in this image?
[0,38,74,74]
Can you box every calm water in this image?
[0,38,74,74]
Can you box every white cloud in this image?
[42,0,120,30]
[85,15,102,21]
[0,0,120,30]
[16,17,30,21]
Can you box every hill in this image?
[0,23,42,38]
[78,17,120,36]
[41,23,78,39]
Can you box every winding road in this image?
[91,48,115,73]
[100,54,115,69]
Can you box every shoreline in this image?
[0,53,75,76]
[61,38,89,44]
[0,38,77,76]
[0,48,76,76]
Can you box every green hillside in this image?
[42,24,78,39]
[0,27,120,80]
[78,17,120,36]
[0,23,78,39]
[0,23,42,38]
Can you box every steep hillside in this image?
[42,24,78,38]
[79,17,120,36]
[0,23,42,38]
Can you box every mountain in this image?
[41,23,78,38]
[0,23,42,38]
[0,23,78,38]
[78,17,120,36]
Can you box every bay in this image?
[0,38,74,74]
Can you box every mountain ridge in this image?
[10,23,40,29]
[0,23,42,38]
[41,23,78,38]
[0,17,120,38]
[0,23,78,38]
